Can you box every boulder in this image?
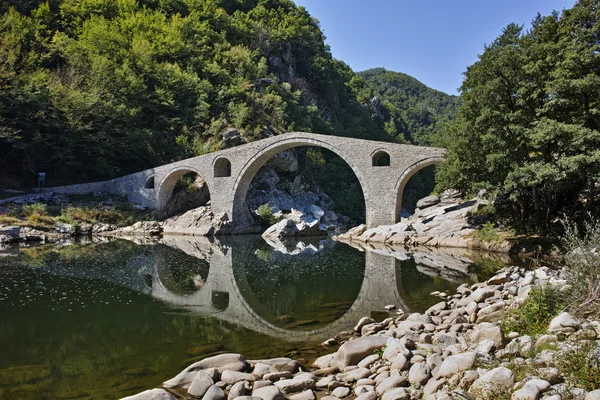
[408,363,431,385]
[252,386,285,400]
[121,389,177,400]
[202,385,226,400]
[435,353,476,378]
[273,377,315,394]
[163,354,247,388]
[375,376,408,396]
[416,195,440,209]
[469,367,515,400]
[221,371,255,384]
[331,336,388,370]
[586,390,600,400]
[188,371,214,398]
[381,388,409,400]
[228,382,249,400]
[548,312,580,334]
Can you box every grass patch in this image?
[501,286,565,336]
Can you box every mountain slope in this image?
[358,68,459,146]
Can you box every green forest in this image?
[0,0,454,190]
[437,0,600,231]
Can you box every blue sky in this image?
[293,0,576,95]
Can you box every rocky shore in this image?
[122,265,600,400]
[333,191,499,251]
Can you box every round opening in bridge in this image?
[155,244,211,296]
[233,236,366,332]
[372,150,391,167]
[159,170,211,218]
[144,176,155,189]
[214,157,231,178]
[245,147,366,229]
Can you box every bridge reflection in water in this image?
[138,235,479,343]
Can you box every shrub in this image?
[475,222,502,243]
[562,219,600,317]
[556,340,600,391]
[256,203,280,226]
[56,214,79,226]
[502,286,565,336]
[22,203,47,216]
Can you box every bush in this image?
[256,203,280,226]
[22,203,47,217]
[476,222,502,243]
[502,286,565,336]
[562,219,600,317]
[56,214,79,227]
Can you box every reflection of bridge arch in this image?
[152,237,407,342]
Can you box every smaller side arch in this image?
[144,176,155,189]
[394,156,444,222]
[214,157,232,178]
[156,165,211,211]
[371,150,391,167]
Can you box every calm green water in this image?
[0,236,500,399]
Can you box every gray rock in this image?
[289,390,316,400]
[221,371,256,384]
[355,392,377,400]
[511,385,539,400]
[188,371,215,398]
[233,397,261,400]
[342,367,371,382]
[331,336,388,369]
[423,377,446,396]
[408,363,431,385]
[548,312,580,334]
[586,390,600,400]
[357,354,380,369]
[253,380,272,390]
[375,376,407,396]
[354,317,376,333]
[469,367,514,400]
[252,386,285,400]
[390,353,409,371]
[470,323,505,349]
[121,389,177,400]
[471,287,495,302]
[202,385,225,400]
[228,381,249,400]
[164,354,247,389]
[332,387,351,398]
[435,352,476,378]
[416,195,440,209]
[263,371,293,381]
[381,387,409,400]
[273,377,316,394]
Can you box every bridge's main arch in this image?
[231,136,368,227]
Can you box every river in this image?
[0,235,514,399]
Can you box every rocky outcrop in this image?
[159,179,210,218]
[0,225,20,243]
[334,190,491,250]
[162,205,233,236]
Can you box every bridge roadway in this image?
[50,132,445,230]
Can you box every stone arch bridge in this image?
[51,132,445,229]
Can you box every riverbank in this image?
[124,263,600,400]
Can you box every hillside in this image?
[358,68,458,146]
